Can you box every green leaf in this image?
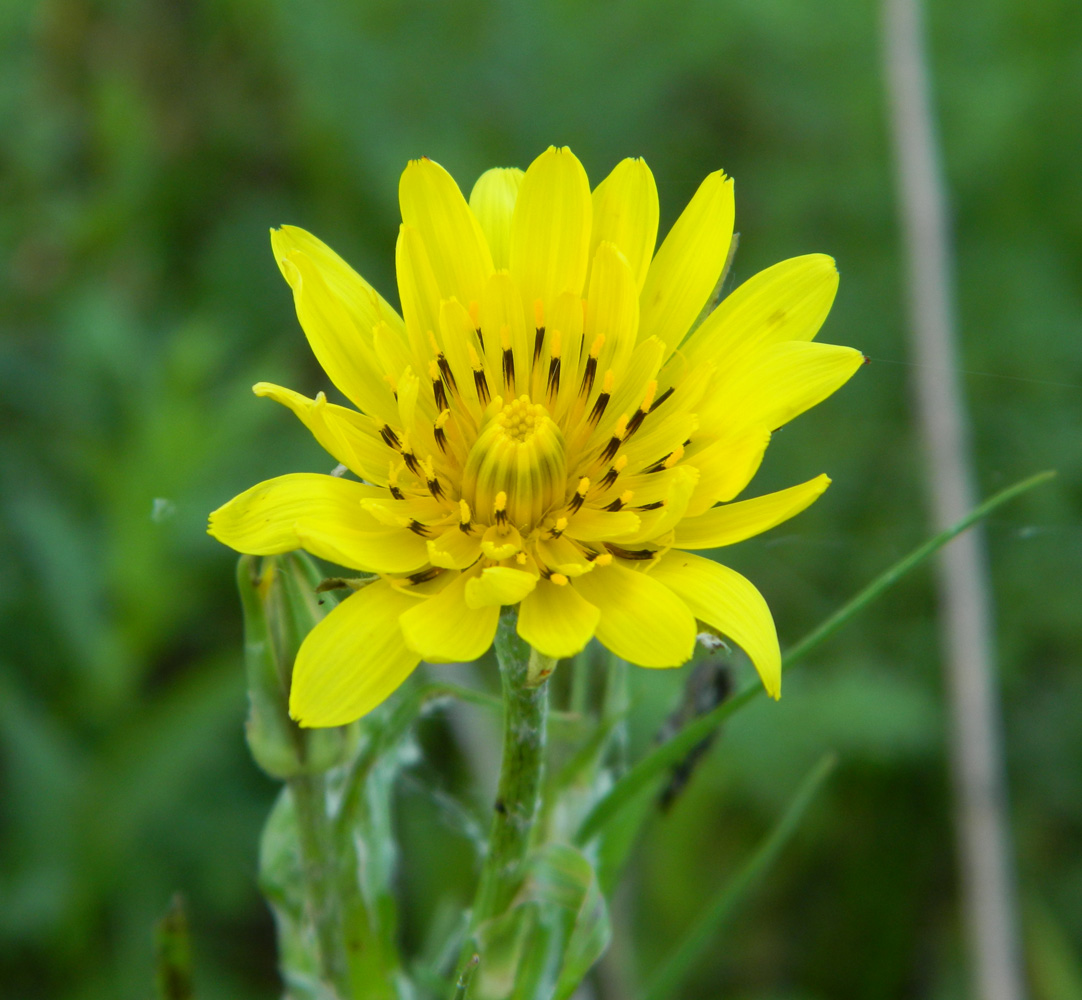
[641,753,837,1000]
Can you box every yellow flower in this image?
[209,147,863,726]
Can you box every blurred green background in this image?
[2,0,1080,997]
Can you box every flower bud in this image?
[237,553,358,778]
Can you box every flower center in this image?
[463,395,567,530]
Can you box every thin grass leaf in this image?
[641,753,837,1000]
[574,469,1054,846]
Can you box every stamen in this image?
[649,385,675,412]
[598,454,628,490]
[407,566,443,585]
[470,346,490,403]
[636,499,665,511]
[434,409,451,453]
[568,477,590,514]
[469,300,484,350]
[408,519,432,537]
[500,325,515,390]
[600,414,630,463]
[645,442,685,474]
[380,424,402,450]
[625,380,657,438]
[580,334,605,397]
[549,516,569,538]
[550,573,569,586]
[494,491,508,526]
[401,445,421,476]
[604,489,635,512]
[588,370,616,425]
[388,462,404,500]
[421,457,444,500]
[458,499,473,533]
[604,543,657,561]
[533,300,546,364]
[437,353,458,393]
[429,360,448,412]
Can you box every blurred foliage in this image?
[2,0,1081,997]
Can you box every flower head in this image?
[209,147,863,726]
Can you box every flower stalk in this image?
[470,611,553,931]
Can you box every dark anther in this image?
[407,519,432,537]
[546,357,561,397]
[389,485,405,500]
[604,497,625,512]
[502,347,515,388]
[408,566,442,585]
[437,353,458,392]
[427,477,445,500]
[636,500,665,510]
[380,424,402,450]
[533,327,546,364]
[625,407,648,437]
[600,435,622,463]
[580,356,598,397]
[474,368,490,404]
[649,385,674,412]
[432,377,448,412]
[588,391,610,425]
[604,543,657,561]
[402,449,421,476]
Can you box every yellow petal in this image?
[395,224,445,367]
[509,146,592,311]
[649,552,781,698]
[274,249,400,426]
[572,562,696,667]
[270,226,405,340]
[399,572,499,662]
[253,382,392,485]
[295,521,431,574]
[208,473,381,555]
[290,580,421,726]
[590,157,659,291]
[565,508,641,542]
[469,167,524,270]
[464,566,538,609]
[640,171,735,348]
[680,255,839,378]
[702,341,864,432]
[620,465,699,543]
[480,270,529,392]
[584,242,640,382]
[674,474,831,549]
[685,428,771,513]
[517,579,600,659]
[427,525,483,569]
[400,157,494,305]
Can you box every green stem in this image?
[289,772,352,999]
[470,611,552,930]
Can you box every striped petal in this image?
[517,579,600,659]
[290,580,422,726]
[254,382,392,485]
[680,255,839,378]
[572,562,696,667]
[469,167,524,270]
[399,571,500,662]
[590,157,659,291]
[640,170,734,348]
[674,474,830,548]
[400,157,493,305]
[510,146,592,311]
[650,551,781,698]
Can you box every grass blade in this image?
[574,469,1054,846]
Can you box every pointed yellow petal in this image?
[564,508,641,542]
[702,341,864,432]
[469,167,524,270]
[253,382,392,485]
[680,255,839,377]
[620,465,699,543]
[271,226,405,339]
[399,572,499,662]
[509,146,592,311]
[295,522,431,574]
[590,157,659,291]
[208,473,381,555]
[464,566,537,609]
[650,552,781,698]
[517,579,600,659]
[290,580,422,726]
[273,249,400,426]
[400,157,494,305]
[640,171,735,348]
[572,562,696,667]
[480,270,529,390]
[674,474,831,549]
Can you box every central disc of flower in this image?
[462,395,568,531]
